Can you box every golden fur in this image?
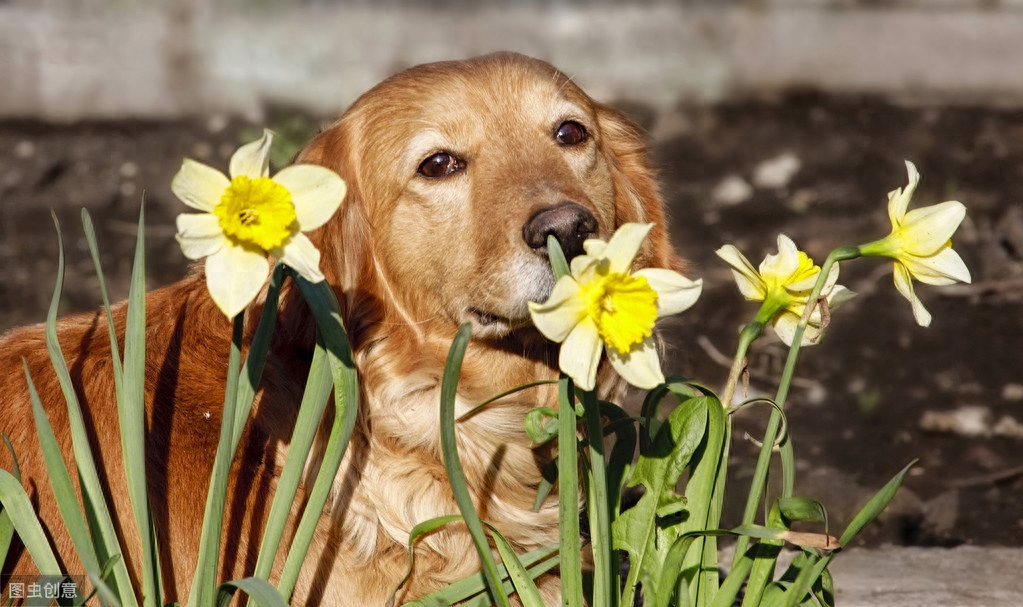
[0,53,684,605]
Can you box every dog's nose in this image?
[522,202,599,260]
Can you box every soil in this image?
[1,93,1021,549]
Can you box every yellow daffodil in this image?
[858,161,971,327]
[716,235,853,346]
[528,223,703,391]
[173,130,346,318]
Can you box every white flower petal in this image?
[888,160,920,224]
[893,262,932,327]
[569,253,599,279]
[560,319,602,391]
[608,337,665,390]
[634,268,703,317]
[899,200,966,256]
[602,223,652,274]
[827,285,857,310]
[175,213,226,259]
[205,244,270,318]
[230,129,273,179]
[716,244,766,301]
[901,247,971,285]
[274,164,346,231]
[529,277,586,343]
[760,234,800,280]
[171,159,230,212]
[582,239,607,259]
[772,311,802,347]
[275,233,325,283]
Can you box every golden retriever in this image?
[0,52,684,605]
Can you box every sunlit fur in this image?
[0,52,685,606]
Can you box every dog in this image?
[0,52,685,605]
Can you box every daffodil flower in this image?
[528,223,703,391]
[716,235,853,346]
[172,130,346,318]
[858,161,971,326]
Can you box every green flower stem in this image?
[732,246,859,567]
[582,388,614,607]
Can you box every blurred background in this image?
[1,0,1022,550]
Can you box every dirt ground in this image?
[1,93,1021,549]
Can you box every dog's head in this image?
[297,52,683,344]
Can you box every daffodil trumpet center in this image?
[214,176,297,251]
[584,272,659,354]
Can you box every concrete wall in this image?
[3,0,1023,120]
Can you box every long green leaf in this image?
[248,339,332,590]
[438,323,510,607]
[404,545,559,607]
[22,362,103,579]
[0,469,62,575]
[216,577,288,607]
[278,276,360,599]
[390,514,465,605]
[486,524,545,607]
[839,460,916,546]
[0,433,21,572]
[556,376,584,606]
[186,314,246,607]
[48,213,135,606]
[581,389,613,607]
[114,202,161,607]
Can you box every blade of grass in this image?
[404,546,560,607]
[556,376,584,606]
[49,213,136,606]
[0,469,62,575]
[390,514,465,606]
[277,277,360,599]
[438,323,510,607]
[0,433,21,572]
[22,362,103,579]
[186,313,246,607]
[485,523,545,607]
[217,578,288,607]
[248,338,332,591]
[113,203,161,607]
[581,389,613,607]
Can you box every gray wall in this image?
[3,1,1023,120]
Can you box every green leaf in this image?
[0,433,21,572]
[778,497,827,525]
[839,460,917,546]
[216,578,288,607]
[439,323,510,607]
[278,276,360,600]
[613,394,708,607]
[556,377,584,606]
[524,407,559,445]
[487,524,545,607]
[390,515,465,606]
[0,469,61,575]
[545,235,570,280]
[404,545,559,607]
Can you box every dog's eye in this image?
[418,152,465,178]
[555,121,588,146]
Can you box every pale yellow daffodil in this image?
[858,160,971,327]
[528,223,703,391]
[173,130,346,318]
[716,235,853,346]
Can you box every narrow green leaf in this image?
[486,524,545,607]
[0,469,62,575]
[47,214,135,607]
[278,276,360,599]
[249,342,331,587]
[116,201,161,607]
[22,362,103,578]
[187,313,246,607]
[545,235,570,280]
[711,546,754,607]
[404,546,559,607]
[581,389,614,607]
[0,434,20,572]
[556,376,584,606]
[390,515,465,606]
[839,460,917,546]
[438,323,510,607]
[216,578,288,607]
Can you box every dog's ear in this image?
[596,105,686,274]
